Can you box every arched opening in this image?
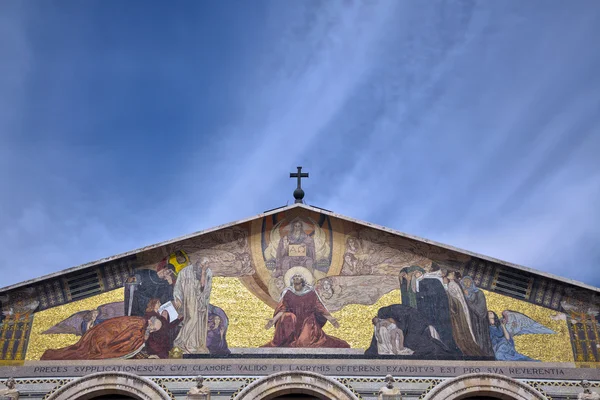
[234,371,358,400]
[46,372,171,400]
[458,397,507,400]
[423,373,544,400]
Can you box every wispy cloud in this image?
[0,0,599,288]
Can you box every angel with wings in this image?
[487,310,555,361]
[264,217,331,280]
[43,302,125,336]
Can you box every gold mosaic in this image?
[24,279,576,361]
[26,289,124,360]
[323,290,400,349]
[210,277,273,347]
[484,289,573,363]
[211,277,402,349]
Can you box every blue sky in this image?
[1,0,599,288]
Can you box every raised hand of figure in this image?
[330,318,340,329]
[173,299,182,311]
[265,318,275,330]
[161,310,169,320]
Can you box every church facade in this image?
[0,203,598,399]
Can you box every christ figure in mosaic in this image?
[263,267,349,348]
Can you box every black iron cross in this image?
[290,166,309,203]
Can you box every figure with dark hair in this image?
[317,278,334,300]
[398,266,424,308]
[143,298,182,359]
[414,269,461,354]
[206,305,231,355]
[80,309,105,335]
[488,311,536,361]
[124,263,176,317]
[365,304,457,358]
[461,276,494,356]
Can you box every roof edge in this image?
[1,202,597,294]
[297,204,600,293]
[0,203,300,293]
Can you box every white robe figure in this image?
[173,264,213,354]
[375,318,414,356]
[446,280,477,343]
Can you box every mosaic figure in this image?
[365,304,457,358]
[173,258,213,354]
[144,298,182,359]
[263,267,349,348]
[445,271,484,356]
[125,263,176,317]
[43,302,123,336]
[206,304,231,355]
[461,276,494,356]
[373,317,414,356]
[314,275,399,312]
[264,217,331,280]
[487,310,554,361]
[399,266,424,308]
[40,316,161,360]
[414,268,460,354]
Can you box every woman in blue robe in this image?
[487,311,537,361]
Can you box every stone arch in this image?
[234,371,359,400]
[423,373,546,400]
[46,371,171,400]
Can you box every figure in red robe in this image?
[263,270,349,348]
[144,298,182,359]
[41,316,161,360]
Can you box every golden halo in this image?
[284,266,315,287]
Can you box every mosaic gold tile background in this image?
[484,289,573,363]
[24,280,573,361]
[26,289,124,360]
[210,277,273,347]
[211,277,401,349]
[322,290,400,349]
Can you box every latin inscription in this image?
[26,363,573,379]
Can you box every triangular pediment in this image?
[2,203,597,296]
[0,203,598,364]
